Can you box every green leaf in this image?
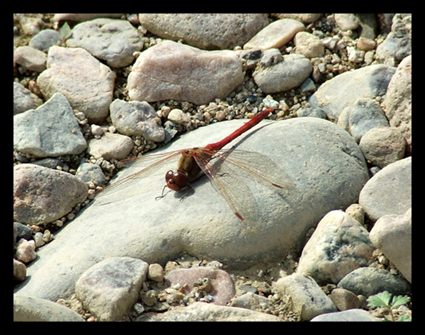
[367,291,393,308]
[397,315,411,322]
[391,295,411,308]
[59,22,72,41]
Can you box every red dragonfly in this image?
[98,108,295,222]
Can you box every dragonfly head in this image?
[165,170,188,191]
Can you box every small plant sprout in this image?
[367,291,411,322]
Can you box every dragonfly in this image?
[97,108,295,222]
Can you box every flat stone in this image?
[75,257,148,321]
[359,157,411,221]
[294,31,324,58]
[29,29,61,52]
[359,126,406,168]
[329,288,362,311]
[139,14,269,50]
[52,13,124,22]
[14,46,47,72]
[14,295,84,321]
[66,18,143,68]
[244,18,305,50]
[14,93,87,157]
[127,40,244,105]
[136,302,282,321]
[296,210,374,285]
[109,99,165,142]
[253,52,312,93]
[369,208,411,283]
[273,274,337,321]
[87,132,133,160]
[334,14,360,31]
[14,164,88,225]
[311,309,378,322]
[37,46,115,123]
[309,64,396,121]
[337,267,410,297]
[14,117,368,301]
[13,82,43,115]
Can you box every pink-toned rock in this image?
[15,239,36,263]
[165,267,235,306]
[14,46,47,72]
[127,40,244,105]
[244,19,305,50]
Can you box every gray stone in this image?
[296,210,374,285]
[244,18,305,50]
[136,302,282,321]
[37,46,115,123]
[75,163,106,186]
[14,46,47,72]
[139,14,269,50]
[29,29,61,52]
[311,309,378,322]
[359,126,406,168]
[309,64,396,121]
[294,31,324,58]
[231,292,271,311]
[359,157,411,221]
[273,274,337,321]
[337,98,389,143]
[383,55,411,147]
[296,107,327,119]
[127,40,244,105]
[13,82,43,115]
[334,14,360,31]
[109,99,165,142]
[14,164,88,225]
[337,267,410,297]
[369,208,411,283]
[14,295,84,321]
[14,117,368,301]
[13,259,27,282]
[253,53,312,93]
[66,18,143,68]
[14,93,87,157]
[75,257,148,321]
[87,132,133,160]
[329,288,362,311]
[52,13,125,22]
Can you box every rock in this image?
[29,29,61,52]
[308,64,396,121]
[14,93,87,157]
[15,239,36,263]
[14,46,47,72]
[14,295,84,321]
[345,203,365,225]
[165,267,235,306]
[15,14,44,36]
[273,14,322,24]
[66,18,143,68]
[244,19,305,50]
[148,263,164,282]
[87,132,133,160]
[329,288,362,311]
[109,99,165,142]
[337,267,410,297]
[376,14,411,66]
[52,13,125,23]
[273,274,337,321]
[231,292,271,311]
[75,257,148,321]
[383,55,411,147]
[14,222,33,241]
[138,14,269,50]
[14,164,88,225]
[253,52,312,93]
[127,40,244,105]
[136,302,281,321]
[296,107,327,119]
[311,309,377,321]
[167,109,190,126]
[75,163,106,186]
[13,82,43,115]
[294,31,324,58]
[369,208,411,283]
[337,98,389,143]
[334,14,360,31]
[37,46,115,123]
[359,157,411,221]
[296,210,374,285]
[359,127,405,168]
[14,259,27,282]
[34,232,45,247]
[357,37,376,51]
[14,117,369,301]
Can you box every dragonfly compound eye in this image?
[165,170,188,191]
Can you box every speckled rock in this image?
[87,132,134,160]
[294,31,324,58]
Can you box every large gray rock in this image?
[138,14,269,50]
[14,117,368,301]
[127,40,244,105]
[311,309,378,322]
[13,82,43,115]
[14,93,87,157]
